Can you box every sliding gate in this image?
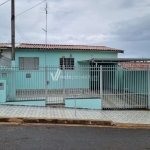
[102,65,149,109]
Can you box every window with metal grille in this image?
[19,57,39,70]
[60,58,74,70]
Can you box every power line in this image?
[0,0,10,7]
[16,0,46,17]
[15,25,31,43]
[16,27,28,43]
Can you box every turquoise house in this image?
[0,43,123,107]
[13,43,123,90]
[15,43,123,66]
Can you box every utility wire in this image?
[16,27,29,43]
[16,0,46,17]
[16,28,28,43]
[0,0,10,7]
[15,25,31,43]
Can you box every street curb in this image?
[115,123,150,129]
[0,117,113,126]
[1,117,150,128]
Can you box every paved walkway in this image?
[0,105,150,124]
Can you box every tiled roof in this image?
[118,62,150,70]
[0,43,11,48]
[16,43,124,53]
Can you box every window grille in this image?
[60,58,74,70]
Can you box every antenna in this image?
[42,1,48,44]
[42,1,48,65]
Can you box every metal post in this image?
[11,0,15,61]
[75,95,76,116]
[123,71,126,108]
[148,66,150,109]
[45,66,48,102]
[63,64,65,103]
[100,65,103,109]
[45,2,48,45]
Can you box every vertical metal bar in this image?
[123,69,125,108]
[142,70,144,108]
[98,65,100,98]
[134,69,137,108]
[143,71,146,108]
[114,65,116,106]
[144,70,146,108]
[127,70,130,108]
[124,69,126,108]
[100,65,103,109]
[12,64,16,100]
[139,70,141,108]
[75,95,76,116]
[116,65,118,107]
[45,66,48,102]
[148,66,150,109]
[63,64,65,103]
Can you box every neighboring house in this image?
[0,43,11,66]
[0,43,11,59]
[0,55,11,67]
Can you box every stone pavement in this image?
[0,105,150,124]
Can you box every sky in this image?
[0,0,150,58]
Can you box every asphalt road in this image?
[0,125,150,150]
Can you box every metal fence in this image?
[102,65,148,109]
[0,55,11,67]
[0,64,149,109]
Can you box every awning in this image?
[78,58,150,63]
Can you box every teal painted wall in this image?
[100,65,148,95]
[123,70,148,94]
[15,49,118,66]
[14,68,90,89]
[0,79,6,103]
[65,98,102,109]
[115,67,148,94]
[0,69,14,100]
[13,49,118,90]
[0,100,46,106]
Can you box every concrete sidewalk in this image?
[0,105,150,125]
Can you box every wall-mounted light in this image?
[62,55,65,58]
[70,54,72,58]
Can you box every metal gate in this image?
[102,65,149,109]
[46,66,100,104]
[46,66,64,104]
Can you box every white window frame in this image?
[19,57,39,70]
